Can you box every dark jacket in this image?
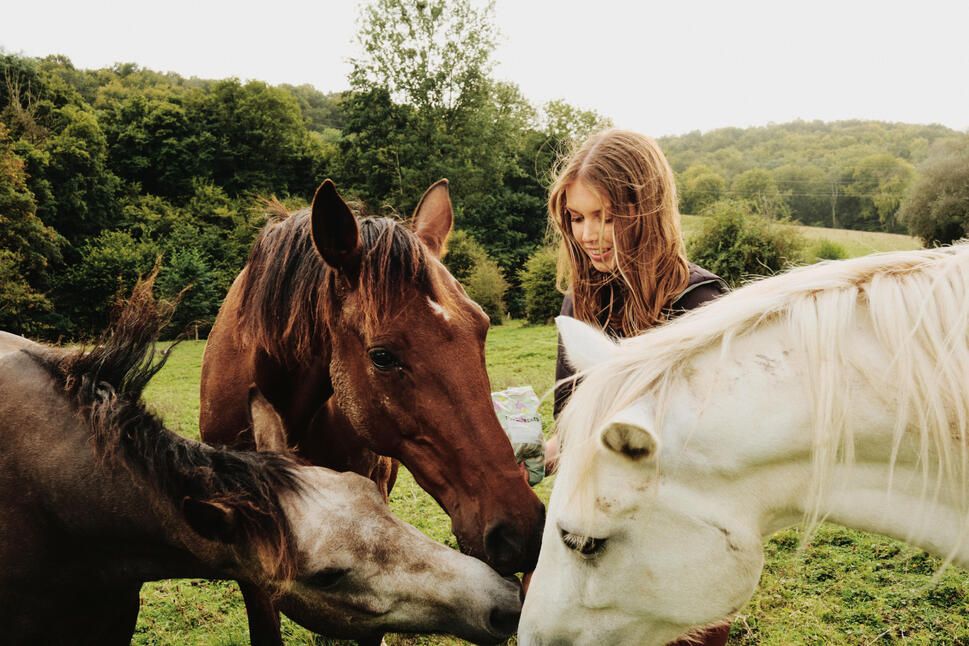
[553,263,728,418]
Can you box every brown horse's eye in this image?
[368,348,400,371]
[306,567,349,589]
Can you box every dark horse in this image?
[0,280,521,645]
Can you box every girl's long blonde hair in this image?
[549,129,690,336]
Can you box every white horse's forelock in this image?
[558,244,969,557]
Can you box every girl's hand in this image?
[544,435,559,475]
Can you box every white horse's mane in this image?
[559,243,969,547]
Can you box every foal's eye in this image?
[368,347,400,371]
[306,567,349,589]
[560,528,608,559]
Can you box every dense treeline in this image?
[1,0,966,339]
[662,121,960,231]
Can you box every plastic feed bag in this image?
[492,386,545,486]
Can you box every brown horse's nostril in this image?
[488,604,521,637]
[484,521,524,574]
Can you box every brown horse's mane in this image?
[237,200,463,363]
[29,276,302,581]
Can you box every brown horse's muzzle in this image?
[472,498,546,575]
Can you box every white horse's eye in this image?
[559,528,608,559]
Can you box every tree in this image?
[189,79,316,197]
[659,120,959,232]
[0,123,60,335]
[157,247,222,337]
[678,164,725,215]
[343,0,533,213]
[731,169,789,220]
[279,84,346,133]
[344,0,551,318]
[55,230,159,337]
[900,137,969,245]
[0,250,52,335]
[96,87,206,199]
[772,164,829,226]
[350,0,497,115]
[843,153,915,231]
[542,99,611,147]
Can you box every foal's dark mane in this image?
[237,201,462,363]
[31,278,302,580]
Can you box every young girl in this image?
[546,129,730,646]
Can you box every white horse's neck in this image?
[666,318,969,568]
[728,462,969,567]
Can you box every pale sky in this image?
[3,0,967,137]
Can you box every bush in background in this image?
[443,230,481,283]
[465,259,508,324]
[444,229,508,323]
[811,239,848,261]
[520,246,560,324]
[687,199,805,287]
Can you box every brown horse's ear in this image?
[248,385,289,454]
[183,497,239,543]
[412,179,453,259]
[311,179,362,276]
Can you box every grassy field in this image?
[135,226,968,645]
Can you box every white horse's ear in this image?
[555,316,617,372]
[599,405,659,462]
[248,386,289,453]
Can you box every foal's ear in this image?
[412,179,453,259]
[183,497,239,543]
[555,316,617,372]
[248,386,289,454]
[311,179,362,276]
[599,405,659,462]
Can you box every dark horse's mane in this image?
[237,200,462,363]
[30,276,302,581]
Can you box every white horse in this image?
[520,245,969,645]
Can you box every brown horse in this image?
[0,282,522,645]
[200,179,544,639]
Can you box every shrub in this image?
[811,239,847,261]
[520,246,560,324]
[442,229,481,284]
[465,257,508,324]
[443,229,507,323]
[687,199,805,287]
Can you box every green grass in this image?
[137,233,969,644]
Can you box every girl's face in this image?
[566,179,617,272]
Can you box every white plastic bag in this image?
[492,386,545,486]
